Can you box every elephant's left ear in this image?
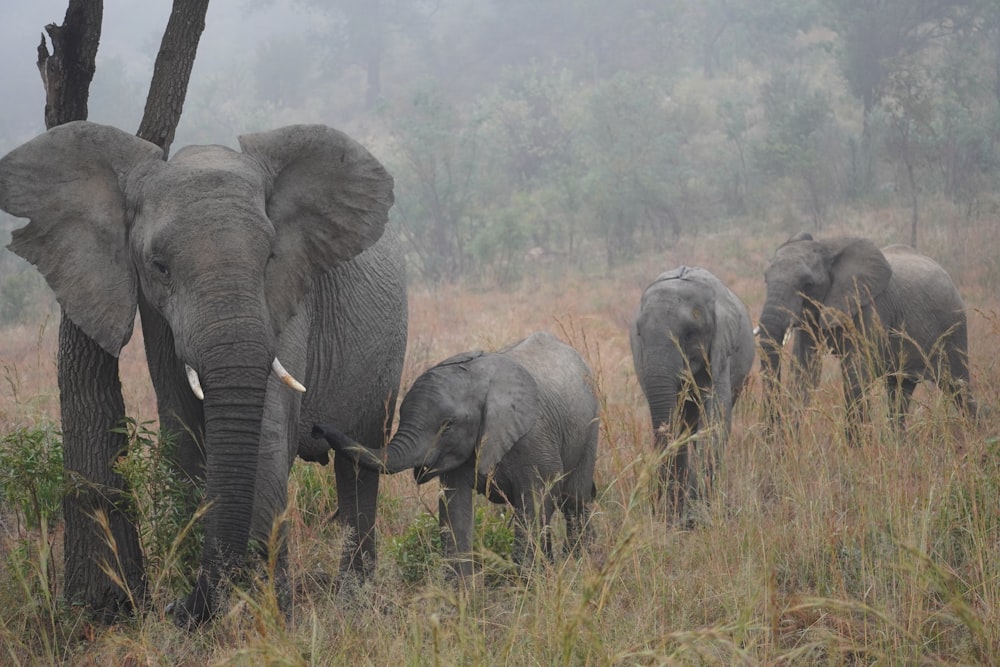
[239,125,394,325]
[476,357,540,476]
[823,237,892,315]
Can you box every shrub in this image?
[0,423,63,532]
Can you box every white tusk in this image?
[185,364,205,401]
[783,329,793,347]
[272,358,307,393]
[753,326,760,336]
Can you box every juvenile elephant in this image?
[757,232,976,442]
[312,331,599,578]
[0,121,407,625]
[630,266,755,523]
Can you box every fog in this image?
[1,1,998,291]
[0,0,328,152]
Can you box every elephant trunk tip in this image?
[312,423,353,451]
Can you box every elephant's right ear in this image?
[476,357,540,476]
[0,121,164,356]
[823,237,892,316]
[239,125,394,330]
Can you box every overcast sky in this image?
[0,0,320,154]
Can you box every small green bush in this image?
[476,504,514,560]
[388,504,516,585]
[0,423,63,531]
[389,511,443,584]
[113,418,203,588]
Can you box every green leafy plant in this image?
[389,511,443,585]
[0,423,63,531]
[112,418,203,588]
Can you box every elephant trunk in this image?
[757,298,795,423]
[193,332,272,604]
[312,423,426,476]
[644,362,683,453]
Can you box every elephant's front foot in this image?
[167,571,216,629]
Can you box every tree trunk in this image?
[58,316,146,620]
[36,2,101,130]
[136,0,209,156]
[36,0,147,619]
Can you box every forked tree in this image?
[33,0,208,621]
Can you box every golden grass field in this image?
[1,208,998,664]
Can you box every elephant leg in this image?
[333,456,380,583]
[439,465,475,580]
[886,374,917,433]
[560,492,591,557]
[942,345,979,419]
[840,352,872,446]
[511,484,556,568]
[665,397,701,526]
[664,440,691,525]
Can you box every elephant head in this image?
[631,268,719,443]
[757,232,892,388]
[313,351,540,482]
[0,120,393,622]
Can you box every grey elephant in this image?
[0,121,407,625]
[630,266,755,523]
[312,331,600,579]
[757,232,976,442]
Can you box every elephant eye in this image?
[153,261,171,279]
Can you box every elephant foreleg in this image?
[841,352,872,446]
[439,464,475,579]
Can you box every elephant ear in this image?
[475,356,541,477]
[238,125,394,330]
[0,121,164,356]
[822,237,892,316]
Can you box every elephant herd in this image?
[0,122,978,627]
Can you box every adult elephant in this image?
[313,332,599,578]
[757,232,976,442]
[630,266,754,524]
[0,121,407,625]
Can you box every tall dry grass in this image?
[0,211,997,664]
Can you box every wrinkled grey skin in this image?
[313,331,599,578]
[630,266,754,523]
[0,121,407,625]
[758,232,976,442]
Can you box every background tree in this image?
[754,69,837,229]
[384,83,484,283]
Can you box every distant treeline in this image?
[2,0,998,304]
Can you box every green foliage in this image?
[113,418,203,588]
[470,206,529,286]
[754,69,837,226]
[0,423,63,531]
[384,82,487,283]
[388,511,443,584]
[475,504,515,560]
[387,504,515,585]
[579,71,689,266]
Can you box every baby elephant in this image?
[630,266,755,524]
[313,331,599,578]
